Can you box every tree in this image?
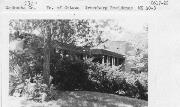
[43,24,52,85]
[125,31,148,73]
[9,19,104,86]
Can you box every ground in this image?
[8,91,148,107]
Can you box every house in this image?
[51,40,132,69]
[10,38,132,70]
[90,41,127,66]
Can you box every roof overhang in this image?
[51,40,125,58]
[90,49,125,59]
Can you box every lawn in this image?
[8,91,147,107]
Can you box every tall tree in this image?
[43,24,52,85]
[9,19,96,85]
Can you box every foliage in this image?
[9,19,148,101]
[125,32,148,73]
[9,19,105,47]
[10,48,148,100]
[127,48,148,73]
[85,60,148,100]
[50,58,90,91]
[10,74,58,102]
[9,34,44,95]
[9,19,106,86]
[49,57,148,100]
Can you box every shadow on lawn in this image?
[12,91,147,107]
[50,91,147,107]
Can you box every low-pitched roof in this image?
[51,40,126,58]
[91,40,131,56]
[90,49,124,58]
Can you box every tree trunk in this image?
[43,25,52,86]
[43,44,50,85]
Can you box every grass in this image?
[8,91,148,107]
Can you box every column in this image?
[102,56,104,64]
[113,57,115,66]
[107,56,109,64]
[112,57,115,66]
[114,58,115,66]
[105,55,107,63]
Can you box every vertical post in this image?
[113,57,115,66]
[109,56,111,65]
[112,57,114,66]
[114,57,115,66]
[114,57,116,66]
[102,56,104,64]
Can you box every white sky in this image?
[100,20,148,41]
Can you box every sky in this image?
[96,19,148,41]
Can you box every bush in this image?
[84,59,148,100]
[50,58,90,91]
[10,50,148,101]
[11,74,58,102]
[50,57,148,100]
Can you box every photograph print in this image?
[9,19,148,107]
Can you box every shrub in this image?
[50,58,90,91]
[10,50,148,101]
[84,60,148,100]
[9,47,43,96]
[11,74,58,102]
